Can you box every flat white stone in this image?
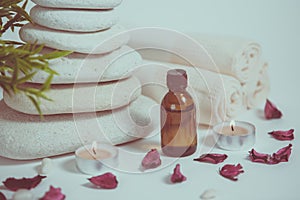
[12,189,34,200]
[0,95,158,160]
[28,46,142,84]
[30,5,118,32]
[32,0,122,9]
[19,23,129,54]
[4,76,141,115]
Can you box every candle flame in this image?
[92,141,97,155]
[230,120,235,131]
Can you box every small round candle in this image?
[75,142,118,175]
[213,120,255,151]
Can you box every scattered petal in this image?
[12,189,34,200]
[142,149,161,169]
[268,129,294,141]
[200,189,217,200]
[0,192,7,200]
[40,186,65,200]
[194,154,228,164]
[171,164,186,183]
[249,144,292,164]
[264,99,282,119]
[3,175,46,191]
[273,144,293,163]
[219,164,244,181]
[88,173,118,189]
[249,149,274,164]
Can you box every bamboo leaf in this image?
[37,50,72,60]
[40,73,53,92]
[27,95,43,117]
[16,71,36,84]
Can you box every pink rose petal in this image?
[249,144,292,164]
[40,186,65,200]
[142,149,161,169]
[268,129,294,141]
[194,153,228,164]
[219,164,244,181]
[249,149,274,164]
[88,172,118,189]
[2,175,46,191]
[264,99,282,119]
[272,144,292,163]
[0,192,7,200]
[171,164,186,183]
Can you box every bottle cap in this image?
[167,69,187,90]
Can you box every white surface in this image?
[1,0,300,200]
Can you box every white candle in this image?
[213,120,255,151]
[75,142,118,175]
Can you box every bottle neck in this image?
[168,86,187,93]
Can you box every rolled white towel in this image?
[134,60,245,125]
[128,27,261,84]
[243,62,270,108]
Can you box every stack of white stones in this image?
[0,0,157,160]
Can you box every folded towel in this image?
[243,62,270,108]
[128,28,261,84]
[134,60,245,125]
[128,27,268,109]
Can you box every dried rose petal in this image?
[0,192,7,200]
[249,144,292,164]
[268,129,294,141]
[194,153,228,164]
[40,186,65,200]
[272,144,292,163]
[219,164,244,181]
[142,149,161,169]
[2,175,46,191]
[249,149,274,164]
[171,164,186,183]
[264,99,282,119]
[88,172,118,189]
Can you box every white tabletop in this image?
[1,0,300,199]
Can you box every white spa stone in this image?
[30,5,118,32]
[19,23,129,54]
[4,76,141,115]
[200,189,217,200]
[12,189,34,200]
[32,0,122,9]
[28,46,142,84]
[40,158,53,175]
[0,95,158,160]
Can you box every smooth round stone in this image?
[0,95,158,160]
[19,23,129,54]
[32,0,122,9]
[4,76,141,115]
[30,5,118,32]
[28,46,142,84]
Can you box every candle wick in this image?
[92,147,97,155]
[231,125,234,131]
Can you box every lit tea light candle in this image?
[213,120,255,151]
[75,142,118,175]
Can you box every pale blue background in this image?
[1,0,300,199]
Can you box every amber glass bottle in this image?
[160,69,197,157]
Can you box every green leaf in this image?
[27,95,43,117]
[37,50,72,60]
[16,71,36,84]
[40,73,53,92]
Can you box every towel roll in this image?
[128,27,261,84]
[134,61,245,125]
[243,62,270,108]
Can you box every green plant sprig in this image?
[0,0,72,116]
